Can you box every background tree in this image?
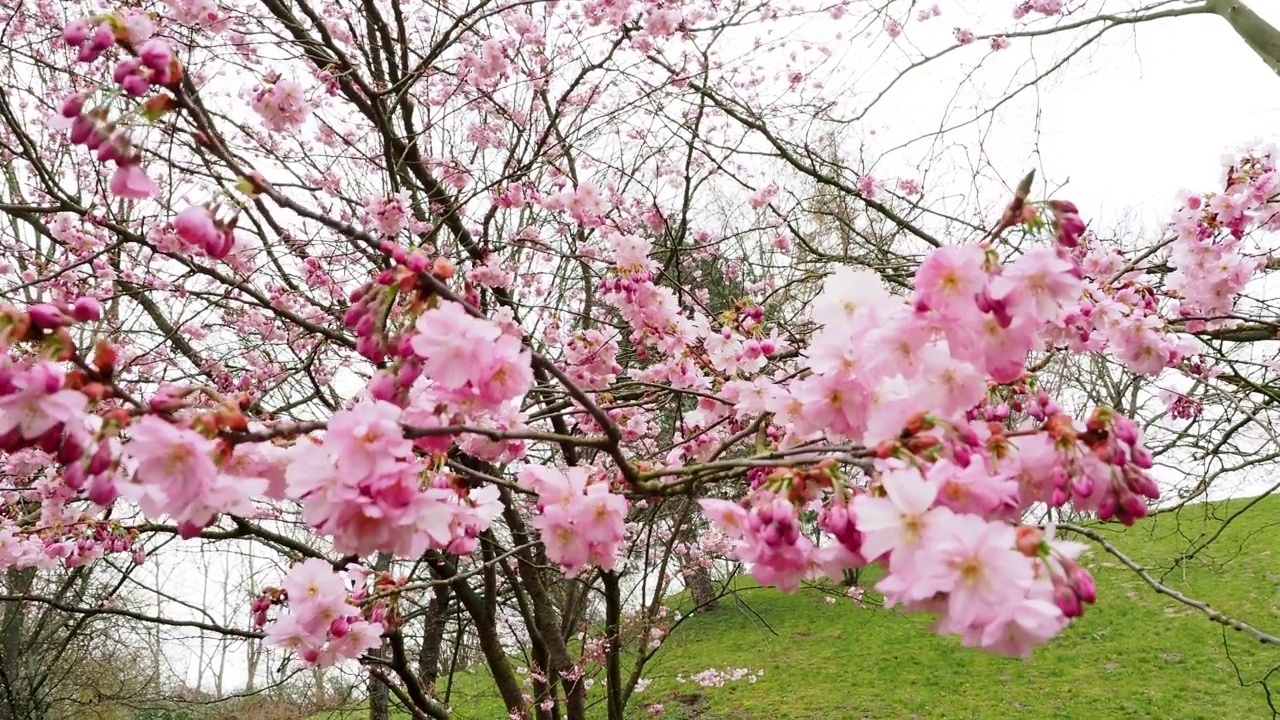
[0,1,1277,719]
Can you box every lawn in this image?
[322,494,1280,719]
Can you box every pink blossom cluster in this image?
[701,489,853,593]
[120,415,265,536]
[0,361,93,462]
[344,279,396,364]
[1014,0,1065,19]
[562,329,624,390]
[519,466,628,576]
[750,241,1079,451]
[164,0,230,31]
[59,97,158,200]
[598,233,709,374]
[1166,150,1278,323]
[261,559,384,667]
[541,182,608,227]
[1053,149,1278,376]
[173,205,237,259]
[364,193,411,237]
[1010,410,1160,526]
[464,38,512,84]
[251,76,310,133]
[702,385,1162,654]
[283,400,499,557]
[409,301,533,411]
[466,254,515,289]
[676,667,762,688]
[59,18,181,200]
[853,462,1090,656]
[0,519,140,571]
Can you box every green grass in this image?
[325,494,1280,719]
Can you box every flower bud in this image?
[1054,585,1083,618]
[70,297,102,322]
[28,303,69,329]
[63,462,87,490]
[87,475,117,506]
[121,74,151,98]
[1069,566,1097,604]
[69,115,97,144]
[138,39,173,73]
[1112,416,1138,446]
[88,442,113,475]
[89,22,116,52]
[62,19,91,46]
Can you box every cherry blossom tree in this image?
[0,0,1279,718]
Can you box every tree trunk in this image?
[417,586,452,694]
[683,568,718,610]
[368,553,392,720]
[0,567,35,720]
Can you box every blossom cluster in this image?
[519,465,629,576]
[59,15,182,200]
[698,229,1166,655]
[284,400,501,558]
[260,559,385,667]
[250,75,310,133]
[1045,151,1278,376]
[173,205,238,259]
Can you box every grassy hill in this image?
[326,494,1280,719]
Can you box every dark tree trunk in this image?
[417,585,452,694]
[368,553,392,720]
[683,568,717,610]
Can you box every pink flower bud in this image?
[0,426,23,452]
[76,44,103,63]
[60,94,85,118]
[1112,416,1138,445]
[87,475,117,506]
[38,423,65,453]
[138,39,172,73]
[1070,475,1093,499]
[1130,447,1153,470]
[113,59,141,85]
[63,462,87,490]
[1070,566,1097,604]
[89,23,116,52]
[88,442,113,475]
[1049,487,1069,507]
[28,303,69,329]
[62,19,91,47]
[1120,493,1148,521]
[1054,584,1083,618]
[69,115,97,144]
[84,125,109,150]
[72,297,102,322]
[121,74,151,98]
[367,372,398,401]
[329,616,351,638]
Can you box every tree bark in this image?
[683,568,718,610]
[417,585,452,695]
[369,553,392,720]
